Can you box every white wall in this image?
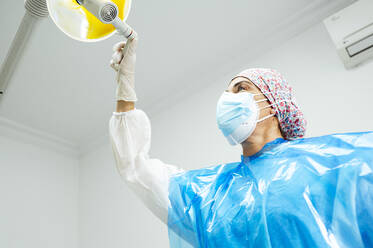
[150,22,373,170]
[0,136,79,248]
[244,23,373,138]
[79,22,373,248]
[78,142,169,248]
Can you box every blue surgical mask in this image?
[216,91,275,145]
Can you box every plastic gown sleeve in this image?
[109,109,184,224]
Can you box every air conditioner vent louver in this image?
[324,0,373,69]
[346,33,373,57]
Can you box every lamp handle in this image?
[112,17,137,40]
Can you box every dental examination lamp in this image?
[0,0,135,97]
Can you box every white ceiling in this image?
[0,0,355,153]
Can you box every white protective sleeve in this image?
[109,109,184,224]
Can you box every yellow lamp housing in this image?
[47,0,134,42]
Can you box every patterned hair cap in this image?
[231,68,306,140]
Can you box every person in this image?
[109,34,373,247]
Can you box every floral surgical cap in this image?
[231,68,306,140]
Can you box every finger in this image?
[126,36,138,52]
[110,60,120,71]
[112,51,123,64]
[113,42,124,51]
[113,63,120,71]
[113,41,126,52]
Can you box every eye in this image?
[238,85,246,92]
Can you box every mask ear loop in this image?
[254,94,275,122]
[253,93,290,122]
[256,98,268,103]
[256,99,288,122]
[256,103,275,122]
[258,113,275,122]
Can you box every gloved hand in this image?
[110,32,138,102]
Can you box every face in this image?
[227,76,274,121]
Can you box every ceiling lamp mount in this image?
[0,0,134,99]
[0,0,49,97]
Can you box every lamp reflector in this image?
[47,0,131,42]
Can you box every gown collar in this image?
[241,137,287,163]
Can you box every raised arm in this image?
[116,100,135,112]
[109,34,184,224]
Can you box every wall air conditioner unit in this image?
[324,0,373,69]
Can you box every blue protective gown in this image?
[167,132,373,248]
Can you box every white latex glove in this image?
[110,32,138,102]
